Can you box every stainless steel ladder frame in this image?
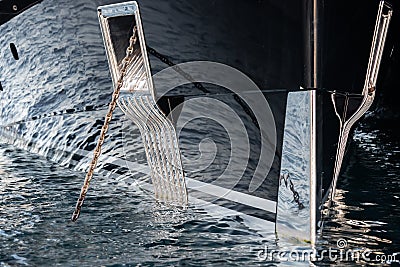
[98,1,188,206]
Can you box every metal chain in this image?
[146,45,260,129]
[146,45,208,93]
[71,26,138,222]
[289,179,305,210]
[280,173,305,210]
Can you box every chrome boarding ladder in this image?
[276,0,393,244]
[329,1,393,200]
[98,2,188,206]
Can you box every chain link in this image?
[280,173,305,210]
[146,45,260,129]
[71,26,138,222]
[146,45,208,93]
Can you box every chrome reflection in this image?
[276,91,315,243]
[329,1,392,201]
[98,1,188,206]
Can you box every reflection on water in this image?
[320,119,400,266]
[0,0,398,265]
[0,144,270,266]
[1,117,399,266]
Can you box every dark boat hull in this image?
[0,0,397,243]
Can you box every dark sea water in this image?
[0,116,399,266]
[0,142,265,266]
[0,0,399,266]
[319,118,400,266]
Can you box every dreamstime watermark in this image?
[257,238,398,263]
[122,61,277,205]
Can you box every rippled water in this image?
[1,117,399,266]
[0,143,271,266]
[319,118,400,266]
[0,0,399,265]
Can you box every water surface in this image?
[1,117,399,266]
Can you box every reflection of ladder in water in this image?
[98,1,188,206]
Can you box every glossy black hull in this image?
[0,0,397,242]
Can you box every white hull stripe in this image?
[96,167,276,235]
[0,127,278,217]
[64,146,277,215]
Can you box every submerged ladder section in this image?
[98,2,188,206]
